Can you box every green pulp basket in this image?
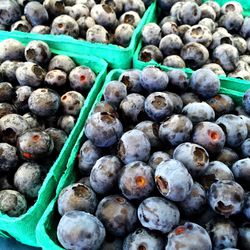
[0,1,156,69]
[133,1,250,97]
[35,66,245,250]
[0,38,108,247]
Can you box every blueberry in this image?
[202,1,221,19]
[135,120,160,148]
[23,112,44,129]
[144,92,173,122]
[118,129,151,164]
[240,115,250,136]
[148,151,170,170]
[243,192,250,220]
[120,11,141,27]
[182,102,215,123]
[24,40,51,65]
[164,91,183,113]
[208,180,244,217]
[85,112,123,147]
[213,44,239,72]
[48,55,76,74]
[90,4,117,31]
[0,103,16,119]
[119,161,155,200]
[43,0,65,16]
[200,161,234,190]
[0,190,27,217]
[57,183,97,216]
[200,4,216,21]
[11,20,32,33]
[141,67,168,92]
[159,34,183,57]
[241,138,250,157]
[162,21,178,36]
[0,61,23,82]
[169,1,185,20]
[155,159,193,201]
[51,15,79,38]
[86,25,110,44]
[215,147,239,167]
[16,62,46,88]
[69,66,96,92]
[221,1,243,15]
[45,128,67,152]
[199,18,217,33]
[96,195,137,237]
[0,143,18,172]
[24,1,49,26]
[173,142,209,177]
[119,93,145,123]
[61,91,84,116]
[14,162,44,198]
[243,89,250,114]
[13,86,33,114]
[0,0,21,26]
[137,196,180,233]
[232,36,247,55]
[77,16,95,38]
[163,55,186,68]
[123,228,164,250]
[76,0,95,9]
[0,82,13,103]
[0,39,24,63]
[118,69,143,93]
[90,155,122,194]
[160,16,177,26]
[166,222,212,250]
[57,211,105,250]
[123,0,145,17]
[17,129,54,161]
[241,17,250,39]
[45,69,67,88]
[58,115,75,134]
[210,29,233,50]
[184,25,212,47]
[100,237,123,250]
[178,182,206,216]
[28,88,60,117]
[206,219,238,250]
[158,0,180,13]
[68,4,89,20]
[192,122,226,154]
[0,114,29,145]
[181,42,209,69]
[178,2,201,25]
[92,101,118,118]
[239,222,250,250]
[139,45,163,63]
[206,94,235,117]
[101,0,123,15]
[104,81,127,107]
[78,140,103,175]
[222,13,244,34]
[167,69,189,91]
[232,158,250,186]
[114,23,134,47]
[30,25,51,34]
[216,114,248,148]
[142,23,161,46]
[178,24,191,38]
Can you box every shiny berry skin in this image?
[165,222,212,250]
[104,81,127,107]
[14,162,44,198]
[96,195,137,237]
[69,66,96,92]
[0,39,24,62]
[216,114,248,148]
[137,196,180,233]
[57,211,105,250]
[57,183,97,216]
[232,158,250,187]
[159,114,193,146]
[178,2,201,25]
[173,142,209,177]
[114,24,134,47]
[159,34,183,57]
[85,112,123,148]
[28,88,60,117]
[90,155,122,195]
[208,180,245,217]
[118,129,151,164]
[45,128,67,153]
[192,122,226,154]
[57,115,75,134]
[167,69,189,91]
[0,190,27,217]
[148,151,171,170]
[61,91,84,116]
[119,161,155,200]
[17,129,54,161]
[0,0,21,26]
[142,23,161,46]
[155,159,193,202]
[0,143,18,172]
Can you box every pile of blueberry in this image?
[139,0,250,80]
[0,38,96,216]
[56,66,250,249]
[0,0,153,47]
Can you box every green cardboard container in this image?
[133,1,250,95]
[0,2,156,69]
[0,38,108,247]
[36,66,244,249]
